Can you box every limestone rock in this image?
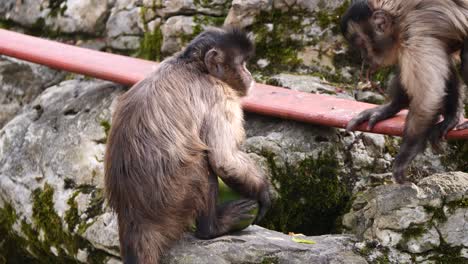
[50,0,111,34]
[106,8,144,38]
[163,226,367,264]
[0,0,46,27]
[273,0,343,12]
[439,208,468,247]
[268,73,338,94]
[356,90,386,104]
[344,172,468,262]
[150,0,230,18]
[224,0,271,27]
[0,56,65,128]
[161,16,195,54]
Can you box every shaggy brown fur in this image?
[104,27,271,264]
[341,0,468,183]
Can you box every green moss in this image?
[100,120,111,143]
[442,140,468,172]
[64,192,80,233]
[85,189,105,221]
[48,0,67,17]
[424,205,448,223]
[373,67,394,85]
[180,15,226,47]
[249,9,305,74]
[137,8,163,61]
[400,224,426,245]
[384,137,399,156]
[315,1,350,33]
[193,0,232,10]
[446,198,468,214]
[373,255,391,264]
[63,178,77,189]
[0,19,14,30]
[427,238,465,264]
[259,149,350,235]
[137,25,163,61]
[0,184,113,263]
[0,204,36,263]
[259,256,280,264]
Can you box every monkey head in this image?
[182,28,255,96]
[341,0,399,69]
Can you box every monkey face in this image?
[204,48,254,96]
[342,2,399,69]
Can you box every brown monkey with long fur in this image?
[341,0,468,183]
[104,27,271,264]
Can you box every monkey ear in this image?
[205,48,224,78]
[372,10,393,34]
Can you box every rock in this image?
[224,0,271,27]
[50,0,111,34]
[344,172,468,262]
[439,208,468,247]
[268,73,338,94]
[418,171,468,202]
[149,0,229,18]
[0,0,46,27]
[273,0,344,12]
[107,35,141,50]
[0,56,65,128]
[106,8,144,38]
[161,16,195,54]
[404,226,440,254]
[356,90,386,104]
[163,226,367,264]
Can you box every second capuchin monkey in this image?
[105,27,271,263]
[341,0,468,183]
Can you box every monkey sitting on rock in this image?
[104,27,271,264]
[341,0,468,184]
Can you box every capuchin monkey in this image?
[341,0,468,183]
[104,27,271,264]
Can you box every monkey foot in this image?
[456,121,468,130]
[392,169,409,184]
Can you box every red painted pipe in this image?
[0,29,467,139]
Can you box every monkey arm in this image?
[203,103,271,222]
[347,73,409,132]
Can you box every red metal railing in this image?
[0,29,467,139]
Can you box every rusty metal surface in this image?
[0,29,467,139]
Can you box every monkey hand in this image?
[456,121,468,130]
[254,187,271,224]
[346,105,391,132]
[219,199,258,233]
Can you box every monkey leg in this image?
[429,66,463,145]
[393,104,440,183]
[117,165,210,264]
[347,76,409,132]
[195,171,257,239]
[455,39,468,130]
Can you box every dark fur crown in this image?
[180,27,254,60]
[341,0,373,36]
